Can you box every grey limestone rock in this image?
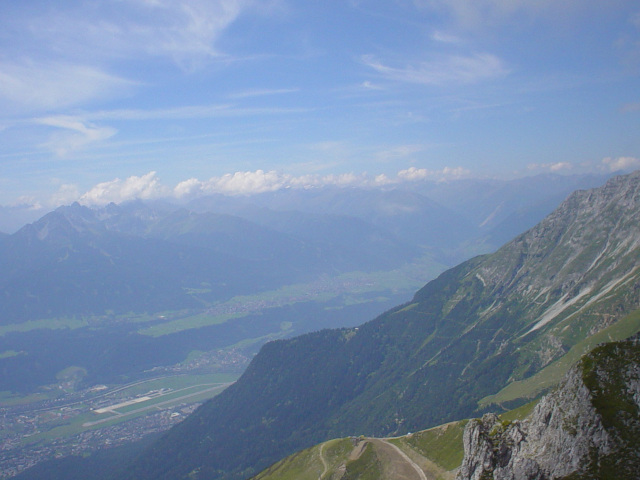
[458,337,640,479]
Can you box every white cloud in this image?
[89,103,307,122]
[48,184,81,207]
[202,170,289,195]
[397,166,471,181]
[527,162,574,172]
[0,61,133,113]
[192,167,475,196]
[45,159,640,209]
[79,172,169,206]
[28,0,259,71]
[362,52,509,86]
[174,178,204,199]
[602,156,640,172]
[414,0,613,29]
[227,88,299,99]
[36,116,117,156]
[10,196,42,210]
[360,81,383,90]
[374,145,425,162]
[72,165,475,207]
[431,31,464,44]
[0,0,262,116]
[85,166,466,204]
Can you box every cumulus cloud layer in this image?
[527,162,573,172]
[602,156,640,171]
[25,157,640,209]
[79,172,169,206]
[527,157,640,175]
[72,167,471,206]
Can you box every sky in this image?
[1,0,639,209]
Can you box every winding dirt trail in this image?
[318,442,329,480]
[371,438,428,480]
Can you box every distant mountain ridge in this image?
[120,171,640,480]
[0,201,419,323]
[0,173,611,324]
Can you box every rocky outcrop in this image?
[457,337,640,480]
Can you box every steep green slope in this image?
[122,171,640,480]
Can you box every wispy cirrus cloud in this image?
[89,103,307,122]
[0,0,264,116]
[26,0,260,70]
[362,52,509,86]
[413,0,618,29]
[0,61,133,113]
[36,116,117,156]
[227,88,300,99]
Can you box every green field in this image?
[0,350,24,359]
[0,390,51,407]
[0,256,445,340]
[0,317,90,337]
[138,258,446,338]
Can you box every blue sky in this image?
[1,0,639,208]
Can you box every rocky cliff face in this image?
[457,336,640,480]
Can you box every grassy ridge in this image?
[252,419,469,480]
[389,421,468,473]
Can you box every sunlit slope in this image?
[251,401,539,480]
[251,422,467,480]
[123,171,640,480]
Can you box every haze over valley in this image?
[0,171,618,476]
[1,1,640,478]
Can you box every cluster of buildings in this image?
[0,402,199,478]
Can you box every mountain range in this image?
[0,173,612,325]
[3,170,634,479]
[114,170,640,480]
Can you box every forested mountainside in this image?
[118,171,640,480]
